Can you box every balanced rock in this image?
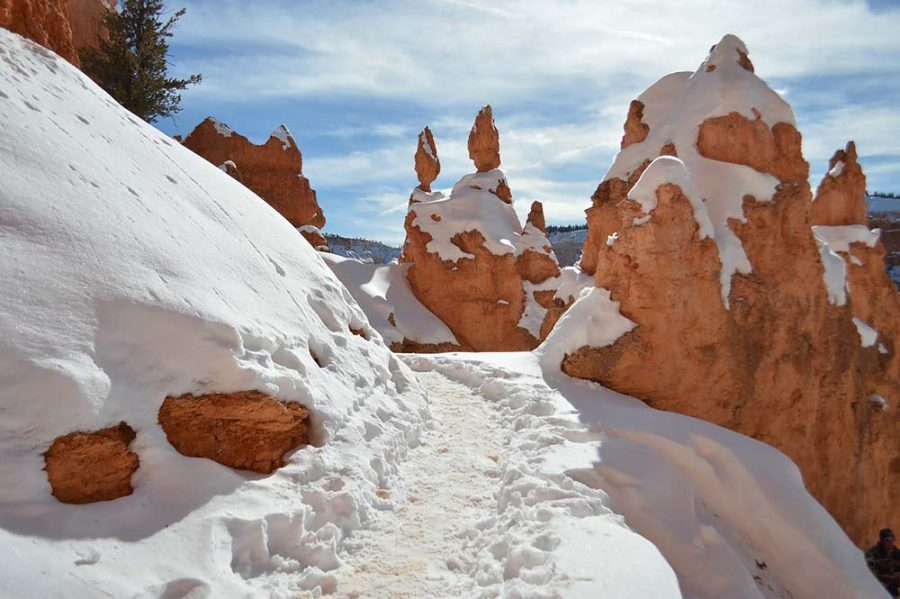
[468,105,501,173]
[183,118,327,247]
[557,34,899,545]
[414,126,440,192]
[44,422,140,503]
[158,391,310,474]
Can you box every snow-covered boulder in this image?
[0,28,426,597]
[553,33,900,545]
[182,116,328,248]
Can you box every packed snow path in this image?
[336,371,506,597]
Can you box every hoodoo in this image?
[548,34,900,545]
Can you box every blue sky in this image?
[159,0,900,244]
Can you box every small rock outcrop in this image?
[182,118,327,248]
[811,142,868,226]
[44,422,140,503]
[556,35,899,545]
[158,391,310,474]
[401,112,562,351]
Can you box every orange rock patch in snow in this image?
[159,391,310,474]
[44,421,140,503]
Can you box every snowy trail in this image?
[335,371,505,598]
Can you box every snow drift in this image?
[0,29,427,598]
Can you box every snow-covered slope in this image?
[0,30,427,598]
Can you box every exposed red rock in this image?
[415,127,440,192]
[158,391,310,474]
[621,100,649,149]
[0,0,78,65]
[182,118,327,244]
[44,422,139,504]
[468,105,501,172]
[811,142,868,226]
[517,201,560,284]
[560,38,899,545]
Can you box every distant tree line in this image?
[545,224,588,234]
[869,191,900,199]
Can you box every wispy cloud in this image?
[163,0,900,240]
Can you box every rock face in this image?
[44,422,140,503]
[811,142,868,226]
[0,0,109,66]
[401,113,561,351]
[0,0,78,64]
[158,391,310,474]
[560,35,899,545]
[182,118,327,247]
[65,0,112,53]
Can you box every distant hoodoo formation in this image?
[551,34,899,545]
[182,118,328,248]
[0,0,111,66]
[158,391,310,474]
[401,106,561,351]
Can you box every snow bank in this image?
[537,288,637,371]
[606,34,794,306]
[419,350,886,598]
[853,317,880,348]
[812,224,881,253]
[320,253,458,347]
[409,170,521,261]
[627,156,714,239]
[0,29,426,598]
[554,265,595,304]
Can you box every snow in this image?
[816,237,849,306]
[626,156,715,240]
[218,159,237,172]
[828,160,846,178]
[537,287,637,371]
[868,394,889,411]
[409,351,885,598]
[554,265,595,304]
[0,29,428,598]
[518,276,560,339]
[409,170,521,261]
[271,124,293,151]
[605,34,794,307]
[517,221,555,256]
[319,253,458,347]
[419,129,434,159]
[852,317,880,348]
[606,231,619,246]
[812,224,881,253]
[210,116,234,137]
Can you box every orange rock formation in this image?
[401,113,561,351]
[558,36,899,545]
[182,118,327,248]
[158,391,310,474]
[44,422,140,503]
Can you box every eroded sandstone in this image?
[158,391,310,474]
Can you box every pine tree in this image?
[80,0,201,123]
